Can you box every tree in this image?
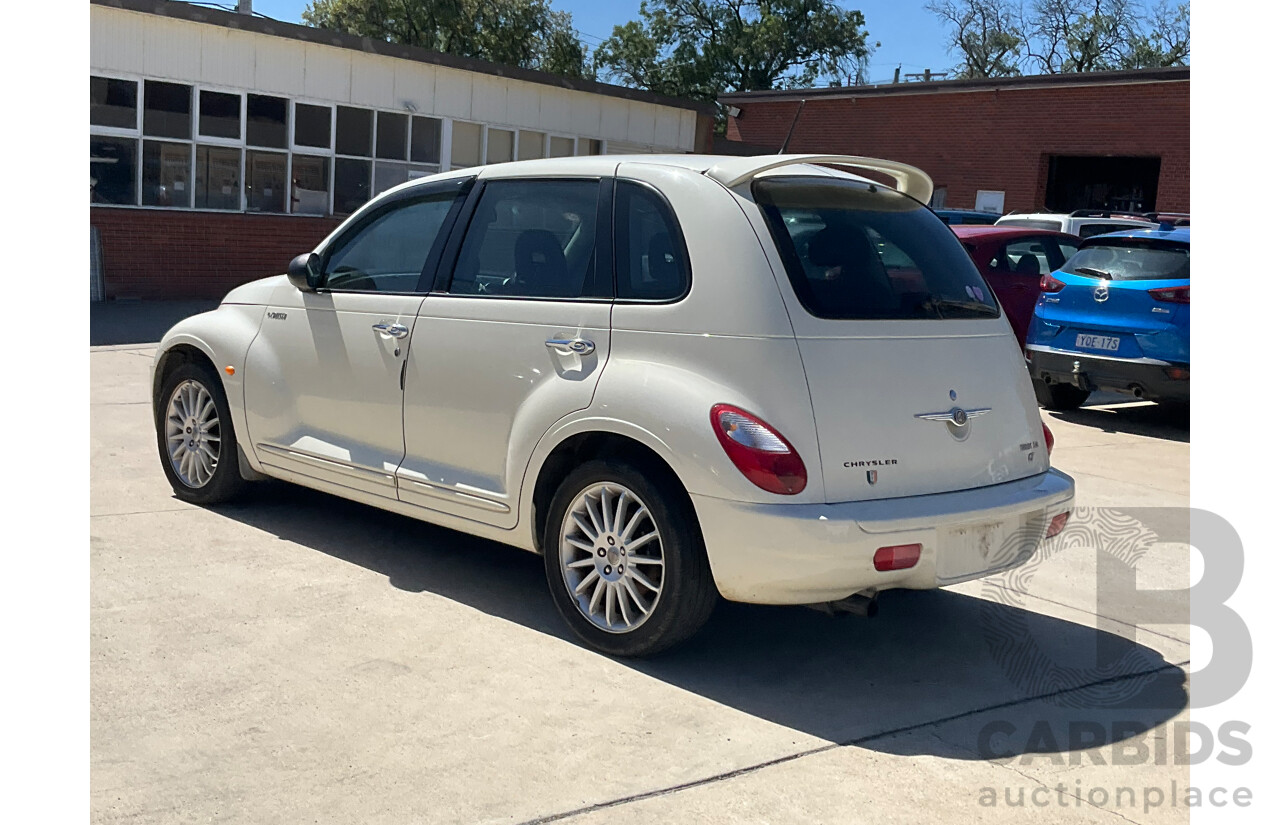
[594,0,872,103]
[302,0,590,78]
[1021,0,1139,73]
[926,0,1024,78]
[1122,1,1189,68]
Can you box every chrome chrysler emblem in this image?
[1094,286,1109,303]
[915,406,992,441]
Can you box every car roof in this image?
[1084,225,1191,244]
[951,225,1078,240]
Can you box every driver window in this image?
[448,179,601,298]
[322,194,456,292]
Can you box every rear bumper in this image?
[691,469,1075,605]
[1026,344,1189,402]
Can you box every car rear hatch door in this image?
[749,174,1049,503]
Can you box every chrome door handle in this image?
[545,338,595,355]
[373,322,410,339]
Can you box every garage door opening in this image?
[1045,156,1161,213]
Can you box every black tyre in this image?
[155,360,248,505]
[542,458,718,657]
[1034,380,1090,411]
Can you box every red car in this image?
[952,226,1081,347]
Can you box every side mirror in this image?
[287,252,321,292]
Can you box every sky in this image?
[213,1,958,85]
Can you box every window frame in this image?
[314,175,475,296]
[612,178,691,304]
[433,176,613,302]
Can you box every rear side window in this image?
[449,179,604,299]
[1063,240,1189,281]
[755,176,1000,320]
[615,181,689,301]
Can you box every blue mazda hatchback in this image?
[1025,226,1189,409]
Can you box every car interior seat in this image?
[512,229,570,297]
[805,226,899,315]
[1015,254,1042,275]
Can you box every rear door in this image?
[750,175,1048,503]
[986,235,1074,346]
[397,176,612,527]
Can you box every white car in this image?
[995,209,1158,238]
[152,153,1074,656]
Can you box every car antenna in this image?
[778,99,807,153]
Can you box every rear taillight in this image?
[1040,274,1066,293]
[1149,285,1189,303]
[1046,511,1071,538]
[1042,422,1054,456]
[874,543,922,571]
[710,404,807,495]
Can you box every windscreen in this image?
[1062,238,1190,281]
[755,176,1000,320]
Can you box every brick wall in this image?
[724,79,1189,213]
[91,208,343,300]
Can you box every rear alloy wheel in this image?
[544,459,717,656]
[156,361,248,504]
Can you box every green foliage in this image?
[594,0,873,102]
[302,0,590,78]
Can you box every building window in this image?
[376,112,408,160]
[143,80,192,140]
[91,136,137,205]
[334,157,371,214]
[291,154,330,215]
[142,141,192,207]
[246,150,287,213]
[336,106,373,156]
[91,76,137,130]
[451,121,483,168]
[517,130,545,160]
[411,116,441,165]
[196,145,242,210]
[549,136,574,158]
[294,103,331,149]
[487,128,514,164]
[578,139,603,156]
[247,94,288,148]
[199,90,241,139]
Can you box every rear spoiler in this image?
[703,154,934,204]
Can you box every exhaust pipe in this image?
[809,591,879,618]
[1130,384,1144,399]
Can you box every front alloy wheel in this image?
[165,379,222,488]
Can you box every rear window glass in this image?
[754,176,1000,320]
[1063,240,1190,281]
[1079,222,1151,239]
[998,218,1062,231]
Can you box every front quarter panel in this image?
[152,303,267,469]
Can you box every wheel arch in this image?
[525,424,695,555]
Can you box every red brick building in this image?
[721,67,1188,215]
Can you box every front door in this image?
[398,176,612,527]
[243,180,469,497]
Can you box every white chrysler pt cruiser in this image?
[152,153,1074,656]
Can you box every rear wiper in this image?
[1074,266,1113,280]
[919,298,1000,318]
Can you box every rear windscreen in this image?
[997,219,1062,231]
[754,176,1000,320]
[1062,239,1190,281]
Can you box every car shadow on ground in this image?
[209,482,1188,759]
[1045,395,1189,443]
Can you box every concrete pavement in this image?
[91,346,1192,824]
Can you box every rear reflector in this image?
[1165,366,1190,380]
[1046,511,1071,538]
[1042,422,1054,456]
[710,404,807,495]
[874,543,922,572]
